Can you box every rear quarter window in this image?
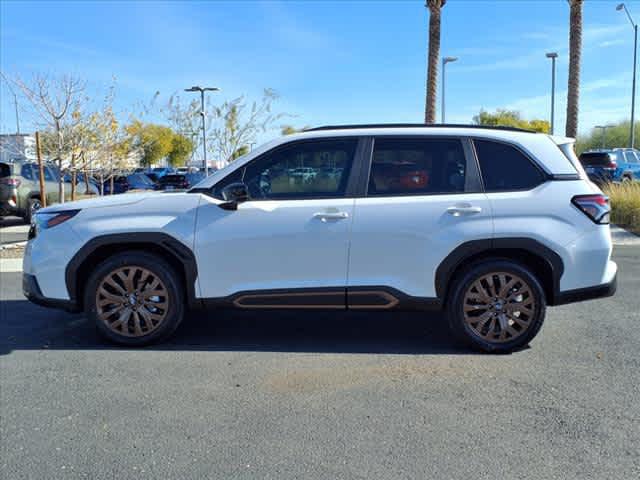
[474,140,546,192]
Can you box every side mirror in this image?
[219,182,249,210]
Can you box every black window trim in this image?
[211,136,368,201]
[470,137,551,193]
[362,135,483,198]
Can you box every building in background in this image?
[0,133,36,164]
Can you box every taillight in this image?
[0,177,21,187]
[604,161,617,170]
[572,194,610,224]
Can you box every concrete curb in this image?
[0,258,23,273]
[610,224,640,246]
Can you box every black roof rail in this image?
[304,123,536,134]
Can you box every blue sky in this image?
[0,0,637,143]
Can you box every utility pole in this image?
[184,86,219,176]
[0,72,20,134]
[35,132,46,208]
[441,56,458,123]
[617,3,637,148]
[546,52,558,135]
[595,125,612,149]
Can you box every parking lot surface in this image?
[1,247,639,479]
[0,217,28,245]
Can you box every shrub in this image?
[602,182,640,235]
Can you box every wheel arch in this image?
[66,233,199,310]
[435,238,564,306]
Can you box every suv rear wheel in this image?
[447,260,546,353]
[85,251,184,346]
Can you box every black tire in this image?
[23,197,41,224]
[447,259,546,354]
[621,175,632,183]
[84,251,185,346]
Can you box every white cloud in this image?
[599,39,625,48]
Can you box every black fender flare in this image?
[434,238,564,303]
[65,232,199,309]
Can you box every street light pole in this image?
[546,52,558,135]
[617,3,637,148]
[441,56,458,123]
[595,125,612,148]
[0,72,20,134]
[184,86,219,176]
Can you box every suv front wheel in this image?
[447,260,546,353]
[85,251,185,346]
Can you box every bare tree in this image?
[14,73,86,202]
[209,89,287,166]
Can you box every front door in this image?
[194,138,361,306]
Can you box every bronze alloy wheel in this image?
[462,271,536,344]
[95,266,169,338]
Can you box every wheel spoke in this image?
[470,281,492,302]
[499,277,518,297]
[105,276,126,295]
[463,271,536,344]
[96,266,169,338]
[97,288,123,304]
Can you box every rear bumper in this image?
[553,271,617,305]
[22,273,80,312]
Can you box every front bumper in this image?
[553,271,617,306]
[22,273,80,312]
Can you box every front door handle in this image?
[313,211,349,222]
[446,204,482,216]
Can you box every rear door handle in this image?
[446,204,482,216]
[313,211,349,222]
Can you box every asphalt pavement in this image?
[0,217,29,245]
[1,247,639,479]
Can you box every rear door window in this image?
[367,137,467,196]
[624,151,639,163]
[0,163,10,178]
[474,140,546,192]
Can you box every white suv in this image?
[23,125,617,353]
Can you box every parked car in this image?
[145,172,159,183]
[151,167,174,178]
[126,174,157,191]
[0,161,97,223]
[102,175,130,195]
[156,174,190,191]
[23,124,616,353]
[185,172,205,186]
[578,148,640,185]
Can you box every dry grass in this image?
[602,182,640,235]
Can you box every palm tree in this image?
[425,0,446,124]
[566,0,583,138]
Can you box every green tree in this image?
[167,133,194,166]
[473,109,550,133]
[281,125,310,135]
[126,121,175,167]
[575,121,640,154]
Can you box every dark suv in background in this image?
[0,161,98,223]
[578,148,640,185]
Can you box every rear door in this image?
[622,150,640,180]
[347,136,493,304]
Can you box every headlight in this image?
[29,210,80,239]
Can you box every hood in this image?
[38,192,161,213]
